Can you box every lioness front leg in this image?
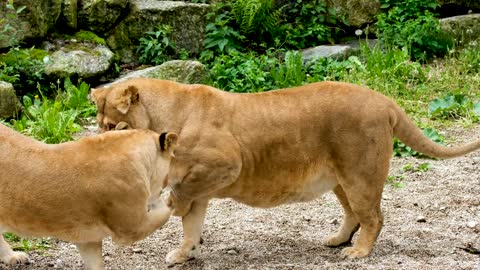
[166,199,208,266]
[0,234,29,265]
[75,242,104,270]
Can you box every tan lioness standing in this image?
[0,123,177,270]
[91,78,480,265]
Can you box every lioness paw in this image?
[323,234,349,247]
[165,247,198,266]
[341,247,369,259]
[1,251,29,265]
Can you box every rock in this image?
[331,0,381,28]
[45,44,114,79]
[0,0,63,48]
[438,0,480,12]
[440,14,480,45]
[0,81,20,119]
[57,0,78,31]
[416,215,427,223]
[329,218,339,225]
[226,248,239,255]
[301,39,377,63]
[467,221,477,228]
[132,248,143,253]
[106,60,208,86]
[78,0,129,34]
[107,0,210,63]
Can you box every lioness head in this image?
[90,84,149,132]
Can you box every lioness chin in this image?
[91,78,480,265]
[0,123,177,270]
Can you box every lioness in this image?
[91,78,480,265]
[0,123,177,270]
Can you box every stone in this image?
[78,0,129,34]
[106,60,208,86]
[416,215,427,223]
[331,0,381,28]
[107,0,210,63]
[467,221,478,228]
[0,0,63,48]
[57,0,78,31]
[0,81,20,119]
[44,44,114,79]
[301,39,377,63]
[440,14,480,45]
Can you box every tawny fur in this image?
[0,124,176,270]
[91,78,480,265]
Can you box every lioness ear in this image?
[90,88,107,111]
[115,121,130,130]
[159,132,178,153]
[116,85,139,114]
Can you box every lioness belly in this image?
[216,168,338,208]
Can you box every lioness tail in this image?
[392,104,480,159]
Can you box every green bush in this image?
[393,127,445,157]
[376,0,454,60]
[136,25,177,65]
[429,94,480,120]
[271,51,306,88]
[8,78,95,143]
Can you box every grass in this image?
[3,233,52,252]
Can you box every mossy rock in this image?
[107,0,210,63]
[65,30,107,46]
[440,14,480,45]
[0,81,20,119]
[78,0,129,34]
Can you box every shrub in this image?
[136,25,177,65]
[376,0,454,60]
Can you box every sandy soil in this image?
[4,125,480,270]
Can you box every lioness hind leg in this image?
[75,241,104,270]
[166,199,208,266]
[324,185,360,247]
[0,233,29,265]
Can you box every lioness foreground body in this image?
[92,78,480,264]
[0,123,176,269]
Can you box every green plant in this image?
[376,0,454,60]
[137,25,176,65]
[402,162,431,172]
[8,79,95,143]
[393,127,445,157]
[3,233,51,252]
[201,3,245,62]
[429,94,480,120]
[307,56,363,82]
[0,0,25,47]
[271,51,306,88]
[280,0,346,49]
[210,50,279,92]
[387,175,405,188]
[232,0,282,41]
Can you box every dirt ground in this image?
[5,125,480,270]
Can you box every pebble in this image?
[416,215,427,223]
[226,248,239,255]
[302,215,312,222]
[132,248,143,253]
[467,221,477,228]
[329,218,339,225]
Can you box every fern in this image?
[232,0,281,36]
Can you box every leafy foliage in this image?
[7,79,95,144]
[393,127,445,157]
[429,94,480,120]
[271,51,306,88]
[280,0,347,49]
[3,233,51,252]
[137,25,176,65]
[376,0,454,60]
[232,0,282,38]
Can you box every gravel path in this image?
[5,125,480,270]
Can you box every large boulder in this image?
[438,0,480,12]
[78,0,129,34]
[0,81,20,119]
[104,60,208,87]
[57,0,78,31]
[45,44,114,79]
[107,0,210,63]
[331,0,381,28]
[440,14,480,44]
[0,0,63,48]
